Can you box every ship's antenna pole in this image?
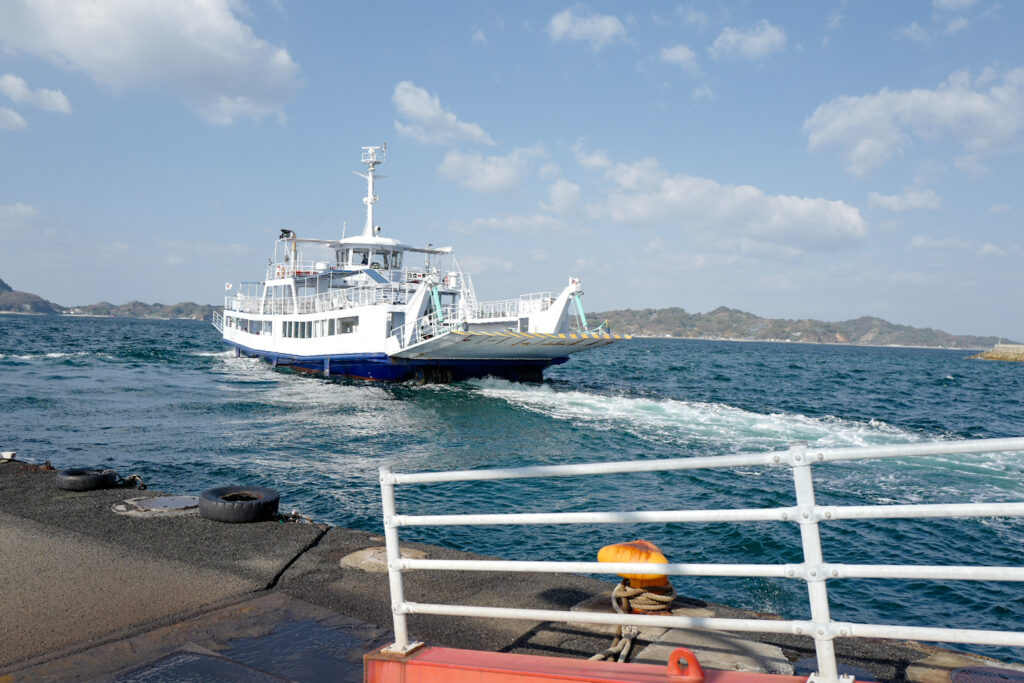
[354,144,386,238]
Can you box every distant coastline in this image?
[1,277,1014,351]
[593,306,1012,351]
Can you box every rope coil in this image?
[590,579,678,662]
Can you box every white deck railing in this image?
[389,305,462,349]
[471,292,554,320]
[379,437,1024,683]
[225,284,411,316]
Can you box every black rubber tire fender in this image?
[198,485,279,523]
[56,468,119,491]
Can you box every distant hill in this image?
[0,278,217,320]
[593,306,1010,350]
[67,300,218,321]
[0,278,65,314]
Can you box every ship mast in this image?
[353,144,386,238]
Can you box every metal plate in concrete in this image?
[115,652,287,682]
[112,496,199,517]
[633,628,794,675]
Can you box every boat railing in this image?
[379,437,1024,683]
[471,292,554,320]
[224,284,411,316]
[390,305,462,348]
[265,260,333,279]
[212,310,224,332]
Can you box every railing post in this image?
[790,441,843,683]
[379,466,421,654]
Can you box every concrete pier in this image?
[972,343,1024,361]
[2,459,1022,681]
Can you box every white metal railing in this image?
[212,310,224,332]
[471,292,554,321]
[378,437,1024,682]
[224,284,410,316]
[390,305,461,349]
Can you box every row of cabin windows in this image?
[225,316,272,335]
[340,248,403,270]
[282,316,358,339]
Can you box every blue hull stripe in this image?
[222,340,567,382]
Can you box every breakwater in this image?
[973,343,1024,362]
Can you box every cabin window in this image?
[352,249,369,266]
[328,319,335,335]
[391,251,402,269]
[338,316,358,334]
[303,321,310,339]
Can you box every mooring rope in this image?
[590,580,678,662]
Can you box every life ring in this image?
[56,468,119,491]
[198,485,279,523]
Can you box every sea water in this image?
[2,315,1022,659]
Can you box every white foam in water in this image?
[468,378,919,452]
[1,351,97,361]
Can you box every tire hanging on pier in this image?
[198,485,279,523]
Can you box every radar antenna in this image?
[354,143,386,238]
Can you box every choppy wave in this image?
[467,378,919,452]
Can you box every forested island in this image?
[593,306,1009,350]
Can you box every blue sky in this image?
[1,1,1022,338]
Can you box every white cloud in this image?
[692,84,714,101]
[0,74,70,113]
[0,202,42,234]
[803,68,1024,174]
[945,17,969,34]
[0,106,27,130]
[541,179,581,214]
[438,147,543,193]
[898,22,932,43]
[393,81,495,146]
[539,162,561,180]
[677,6,709,27]
[547,8,627,50]
[988,204,1012,215]
[826,12,843,31]
[465,214,570,234]
[868,189,942,211]
[659,44,699,74]
[472,28,487,44]
[709,20,787,60]
[910,235,1007,257]
[572,140,612,169]
[590,157,866,253]
[934,0,978,10]
[0,0,300,125]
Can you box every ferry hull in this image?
[225,340,565,382]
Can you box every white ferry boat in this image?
[213,145,627,382]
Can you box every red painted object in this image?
[364,645,815,683]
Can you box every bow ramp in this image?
[388,329,627,361]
